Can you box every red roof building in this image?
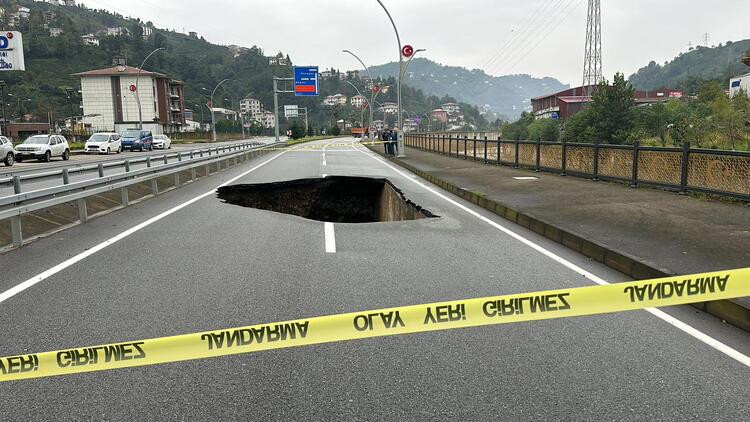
[532,86,684,120]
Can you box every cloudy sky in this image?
[79,0,749,85]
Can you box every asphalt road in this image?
[0,137,281,197]
[0,137,747,420]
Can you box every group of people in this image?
[378,129,399,156]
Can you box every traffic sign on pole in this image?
[373,84,381,94]
[401,45,414,58]
[129,84,137,92]
[294,66,319,97]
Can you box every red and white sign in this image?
[207,101,213,108]
[373,85,381,93]
[129,84,137,92]
[401,45,414,58]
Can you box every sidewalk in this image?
[378,146,750,329]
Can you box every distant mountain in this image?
[629,39,750,92]
[368,58,567,120]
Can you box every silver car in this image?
[0,136,15,166]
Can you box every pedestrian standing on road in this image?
[390,129,399,156]
[382,130,390,154]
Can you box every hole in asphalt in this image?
[217,176,438,223]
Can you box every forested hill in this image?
[368,58,567,120]
[628,39,750,92]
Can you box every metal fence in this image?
[0,142,281,250]
[405,133,750,201]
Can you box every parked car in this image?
[15,134,70,163]
[85,132,122,155]
[152,134,172,150]
[120,130,153,152]
[0,136,16,166]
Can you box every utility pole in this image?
[209,79,230,143]
[702,33,710,47]
[273,76,294,142]
[376,0,405,157]
[582,0,603,95]
[65,88,75,134]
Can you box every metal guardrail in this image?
[0,142,284,249]
[406,133,750,201]
[0,141,263,190]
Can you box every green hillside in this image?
[0,0,489,132]
[628,39,750,92]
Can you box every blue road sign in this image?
[551,112,560,120]
[294,66,319,97]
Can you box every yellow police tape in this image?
[260,141,387,151]
[1,269,747,382]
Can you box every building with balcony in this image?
[261,111,276,129]
[431,108,448,123]
[211,107,238,122]
[350,95,367,108]
[240,98,262,120]
[81,34,99,46]
[379,102,399,114]
[324,94,348,106]
[74,65,186,134]
[441,102,460,114]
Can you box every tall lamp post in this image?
[344,80,370,129]
[206,79,230,143]
[136,47,165,130]
[375,0,406,156]
[342,50,376,137]
[0,81,6,136]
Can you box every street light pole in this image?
[136,47,165,130]
[0,81,6,137]
[375,0,405,156]
[210,79,230,143]
[343,50,375,137]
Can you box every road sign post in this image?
[294,66,320,97]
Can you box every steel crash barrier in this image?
[405,133,750,201]
[0,142,285,250]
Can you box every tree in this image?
[330,125,341,136]
[588,73,636,144]
[527,118,560,142]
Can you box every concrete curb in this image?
[370,147,750,333]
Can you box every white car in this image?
[15,134,70,163]
[152,134,172,149]
[85,133,122,154]
[0,136,16,166]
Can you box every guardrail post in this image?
[98,163,105,178]
[535,139,541,172]
[189,151,194,160]
[473,135,477,160]
[10,216,22,247]
[514,140,520,168]
[121,187,129,207]
[77,198,88,223]
[178,152,182,162]
[631,141,640,188]
[483,136,488,163]
[163,155,168,165]
[561,139,568,176]
[464,135,468,159]
[679,141,691,194]
[592,142,600,181]
[62,168,70,184]
[496,137,501,166]
[200,150,204,158]
[125,160,131,172]
[13,175,21,194]
[146,156,151,168]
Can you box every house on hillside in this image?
[81,34,99,46]
[350,95,367,108]
[49,27,64,37]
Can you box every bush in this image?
[527,119,560,142]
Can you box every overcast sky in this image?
[79,0,749,86]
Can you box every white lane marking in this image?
[354,146,750,368]
[322,174,327,178]
[324,222,336,253]
[513,176,538,180]
[0,150,289,305]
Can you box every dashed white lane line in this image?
[324,222,336,253]
[0,150,289,305]
[353,145,750,369]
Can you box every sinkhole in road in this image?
[217,176,438,223]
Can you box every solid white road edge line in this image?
[0,149,289,305]
[354,145,750,368]
[324,222,336,254]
